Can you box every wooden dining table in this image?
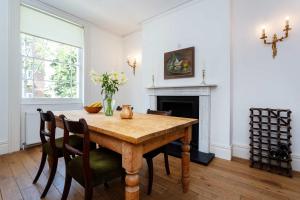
[53,110,198,200]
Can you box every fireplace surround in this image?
[147,84,217,165]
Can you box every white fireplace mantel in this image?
[146,84,217,153]
[147,84,217,96]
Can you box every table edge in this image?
[54,114,198,144]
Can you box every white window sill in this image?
[21,98,83,105]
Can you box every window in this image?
[21,34,81,98]
[20,5,84,99]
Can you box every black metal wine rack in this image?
[249,108,292,177]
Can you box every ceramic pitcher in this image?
[120,105,133,119]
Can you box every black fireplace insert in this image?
[157,96,214,165]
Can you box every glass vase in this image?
[103,92,115,116]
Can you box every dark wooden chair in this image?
[144,109,172,195]
[33,109,83,198]
[60,115,124,200]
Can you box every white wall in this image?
[232,0,300,170]
[84,25,124,105]
[118,31,144,113]
[140,0,232,159]
[0,0,9,154]
[0,0,21,153]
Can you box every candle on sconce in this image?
[285,16,290,26]
[260,25,267,41]
[259,17,292,58]
[262,25,266,35]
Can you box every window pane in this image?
[31,59,54,82]
[21,33,81,99]
[22,79,33,98]
[32,59,47,82]
[32,80,53,98]
[21,34,49,59]
[50,63,78,98]
[21,33,80,65]
[52,81,76,98]
[52,45,80,65]
[22,57,33,80]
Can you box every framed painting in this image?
[164,47,195,79]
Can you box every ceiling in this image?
[39,0,193,36]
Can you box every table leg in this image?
[181,126,192,193]
[122,143,143,200]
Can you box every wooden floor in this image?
[1,147,300,200]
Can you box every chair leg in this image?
[146,158,153,195]
[164,151,171,175]
[33,152,47,184]
[85,186,93,200]
[41,157,58,198]
[61,174,72,200]
[104,181,109,189]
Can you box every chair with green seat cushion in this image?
[33,109,84,198]
[42,135,83,157]
[60,115,124,200]
[68,148,122,187]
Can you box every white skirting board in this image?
[0,141,8,155]
[210,143,232,160]
[233,144,300,172]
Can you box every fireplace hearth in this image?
[157,96,215,165]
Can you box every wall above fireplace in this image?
[115,0,231,162]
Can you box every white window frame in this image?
[20,1,84,105]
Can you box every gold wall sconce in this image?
[260,17,292,59]
[127,57,137,75]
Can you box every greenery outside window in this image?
[21,33,81,98]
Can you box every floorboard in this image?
[0,155,23,200]
[0,146,300,200]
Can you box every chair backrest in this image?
[59,115,91,179]
[147,109,172,116]
[37,108,57,149]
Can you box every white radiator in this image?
[24,112,63,146]
[25,112,40,145]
